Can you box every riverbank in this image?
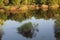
[0,4,60,13]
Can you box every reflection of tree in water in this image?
[0,17,5,40]
[0,10,5,40]
[55,32,60,40]
[0,26,3,40]
[55,16,60,40]
[0,19,5,25]
[28,8,60,19]
[0,30,2,40]
[0,8,60,22]
[0,10,7,25]
[17,22,38,38]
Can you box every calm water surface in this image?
[1,17,56,40]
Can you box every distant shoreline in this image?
[0,4,60,13]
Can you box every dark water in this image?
[0,8,60,40]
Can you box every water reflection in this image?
[0,8,60,40]
[1,17,55,40]
[0,31,2,40]
[55,16,60,40]
[0,8,60,22]
[0,28,2,40]
[0,19,5,40]
[17,22,38,38]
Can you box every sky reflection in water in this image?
[0,17,56,40]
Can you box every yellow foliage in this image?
[50,4,59,9]
[41,5,48,9]
[20,5,28,12]
[0,19,4,25]
[36,5,40,10]
[0,9,5,12]
[41,5,48,11]
[10,6,17,11]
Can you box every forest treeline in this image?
[0,0,60,6]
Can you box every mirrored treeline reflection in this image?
[54,16,60,40]
[0,8,60,22]
[0,8,60,40]
[0,24,4,40]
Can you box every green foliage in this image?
[46,0,58,5]
[21,22,32,29]
[10,0,21,5]
[17,22,34,38]
[4,0,9,5]
[58,0,60,4]
[18,22,33,32]
[35,0,46,5]
[4,6,11,10]
[0,0,4,6]
[15,0,21,5]
[0,0,59,6]
[0,11,7,20]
